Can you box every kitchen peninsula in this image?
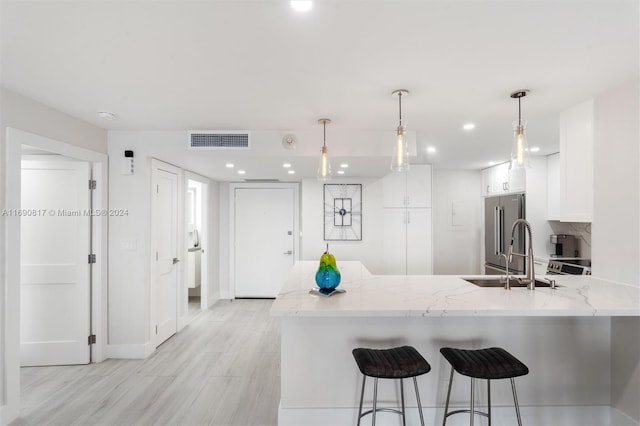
[271,261,640,426]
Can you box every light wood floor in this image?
[11,299,280,426]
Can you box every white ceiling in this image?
[2,0,638,180]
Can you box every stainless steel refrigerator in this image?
[484,193,526,275]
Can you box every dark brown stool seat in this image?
[440,347,529,426]
[352,346,431,426]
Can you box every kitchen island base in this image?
[278,316,636,426]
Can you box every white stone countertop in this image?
[270,261,640,317]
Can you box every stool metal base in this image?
[442,367,523,426]
[357,375,425,426]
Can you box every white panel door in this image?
[152,166,179,346]
[20,159,91,366]
[235,188,295,297]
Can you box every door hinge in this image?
[88,334,96,345]
[88,254,97,264]
[155,325,158,335]
[89,180,97,190]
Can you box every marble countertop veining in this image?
[270,261,640,317]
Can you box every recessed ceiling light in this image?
[426,147,436,153]
[337,170,345,175]
[283,163,292,168]
[225,163,235,168]
[237,170,246,175]
[463,123,475,131]
[290,1,312,12]
[340,163,349,168]
[530,146,540,153]
[287,170,296,175]
[97,111,117,120]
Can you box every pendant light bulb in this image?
[391,89,410,172]
[317,118,332,181]
[509,90,531,170]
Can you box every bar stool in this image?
[440,347,529,426]
[352,346,431,426]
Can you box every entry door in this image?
[20,159,91,366]
[152,164,179,347]
[235,188,295,298]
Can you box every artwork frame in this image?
[323,184,362,241]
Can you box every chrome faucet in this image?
[507,219,536,290]
[499,253,511,290]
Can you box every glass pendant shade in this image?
[510,121,530,170]
[391,125,410,171]
[317,145,332,181]
[509,89,531,171]
[316,118,332,181]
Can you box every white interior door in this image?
[20,159,91,366]
[152,165,179,346]
[234,187,295,298]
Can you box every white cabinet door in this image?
[383,209,407,274]
[559,99,594,222]
[406,165,432,208]
[383,165,432,207]
[547,153,561,220]
[481,168,493,196]
[406,209,433,275]
[382,171,407,208]
[508,167,526,193]
[493,163,510,193]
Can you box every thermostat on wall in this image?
[122,150,134,175]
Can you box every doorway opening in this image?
[185,175,209,318]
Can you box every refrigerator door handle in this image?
[494,206,499,255]
[499,206,505,255]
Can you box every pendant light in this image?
[317,118,332,181]
[391,89,410,171]
[509,89,531,170]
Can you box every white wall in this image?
[432,169,482,274]
[107,131,221,357]
[0,88,107,424]
[592,78,639,286]
[300,178,385,273]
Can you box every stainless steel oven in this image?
[546,259,591,275]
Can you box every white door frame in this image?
[149,159,183,345]
[4,127,108,421]
[228,182,300,299]
[183,172,209,319]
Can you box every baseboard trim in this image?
[278,404,639,426]
[106,341,155,359]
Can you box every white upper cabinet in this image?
[558,98,594,222]
[383,164,432,208]
[481,162,525,196]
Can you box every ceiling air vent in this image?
[188,131,250,150]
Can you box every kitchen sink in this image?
[462,277,559,288]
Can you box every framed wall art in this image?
[323,184,362,241]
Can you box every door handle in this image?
[283,250,293,255]
[173,257,180,264]
[494,206,499,255]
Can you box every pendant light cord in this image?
[323,121,327,148]
[398,91,403,127]
[518,96,522,126]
